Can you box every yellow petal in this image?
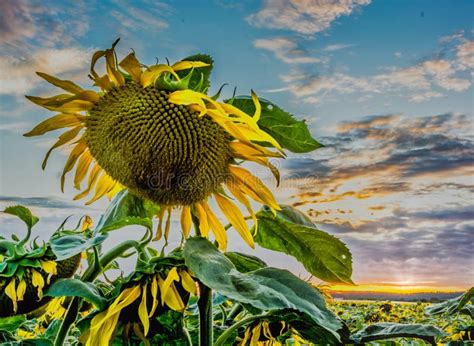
[201,201,227,250]
[159,267,180,305]
[36,72,83,94]
[31,269,45,299]
[214,194,254,248]
[74,163,101,200]
[119,52,142,82]
[154,208,166,241]
[42,125,83,170]
[61,141,87,192]
[250,323,262,345]
[251,90,261,122]
[16,279,26,301]
[180,206,192,238]
[23,113,85,137]
[105,49,125,86]
[226,181,257,230]
[85,173,116,205]
[194,202,209,237]
[5,278,17,312]
[93,74,114,91]
[171,60,210,71]
[149,276,159,317]
[229,166,280,210]
[141,65,179,88]
[164,208,172,242]
[167,89,207,113]
[74,150,93,189]
[180,270,197,295]
[106,183,123,200]
[82,215,93,231]
[138,284,149,336]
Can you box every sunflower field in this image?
[0,40,472,345]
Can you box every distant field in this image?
[330,300,473,344]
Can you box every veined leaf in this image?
[3,205,39,230]
[224,252,267,273]
[352,323,446,344]
[95,190,159,233]
[229,96,323,153]
[183,237,342,343]
[255,205,353,284]
[46,278,107,310]
[50,233,107,261]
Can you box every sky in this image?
[0,0,473,292]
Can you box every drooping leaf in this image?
[352,323,446,345]
[461,304,474,318]
[3,205,39,230]
[176,54,213,92]
[224,252,267,273]
[0,315,26,332]
[255,205,353,284]
[95,190,159,233]
[46,278,107,310]
[426,287,474,316]
[229,96,323,153]
[50,233,108,261]
[183,237,341,343]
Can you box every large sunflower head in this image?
[25,39,283,249]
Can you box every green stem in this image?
[54,240,140,346]
[225,303,243,325]
[198,282,213,346]
[214,313,268,346]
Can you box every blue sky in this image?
[1,0,473,290]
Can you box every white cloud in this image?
[0,47,90,95]
[410,91,444,103]
[110,0,169,34]
[247,0,371,35]
[323,43,356,52]
[254,37,320,63]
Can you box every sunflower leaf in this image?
[255,205,353,284]
[352,323,446,344]
[0,315,26,332]
[46,278,107,310]
[3,205,39,231]
[425,287,474,316]
[183,237,342,343]
[50,233,108,261]
[224,252,267,273]
[176,54,213,92]
[229,96,323,153]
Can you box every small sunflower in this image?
[240,320,308,346]
[25,39,283,249]
[84,267,196,345]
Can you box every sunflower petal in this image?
[74,163,101,200]
[214,194,254,248]
[16,279,26,302]
[251,90,261,121]
[24,113,85,137]
[180,206,192,238]
[5,279,17,312]
[85,173,116,205]
[61,141,87,192]
[180,270,197,295]
[105,49,125,86]
[149,276,159,317]
[74,150,93,189]
[201,201,227,250]
[159,267,179,305]
[194,202,209,237]
[171,60,210,71]
[138,284,149,336]
[36,72,83,94]
[226,181,257,230]
[141,65,180,88]
[42,125,83,170]
[119,52,142,82]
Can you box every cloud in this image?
[247,0,371,35]
[279,37,473,104]
[0,47,90,95]
[0,195,88,210]
[0,0,89,48]
[323,43,356,52]
[254,37,320,63]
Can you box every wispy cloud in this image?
[247,0,371,36]
[278,36,473,103]
[323,43,356,52]
[254,37,320,64]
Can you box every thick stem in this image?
[198,282,213,346]
[225,303,243,325]
[54,240,140,346]
[214,314,268,346]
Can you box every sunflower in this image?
[25,39,282,249]
[84,267,196,345]
[239,320,308,346]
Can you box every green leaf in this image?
[95,190,158,233]
[461,304,474,318]
[426,287,474,316]
[352,323,446,344]
[224,252,267,273]
[46,278,107,310]
[255,205,353,284]
[229,96,323,153]
[0,315,26,332]
[50,233,108,261]
[3,205,39,230]
[176,54,213,92]
[183,237,341,343]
